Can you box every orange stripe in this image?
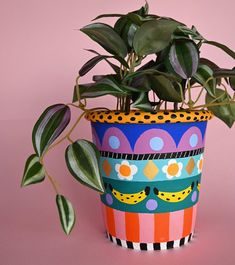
[105,206,116,236]
[154,213,170,242]
[183,207,193,237]
[125,212,140,242]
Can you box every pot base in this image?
[106,232,194,251]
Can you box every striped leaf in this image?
[32,104,71,157]
[193,64,216,97]
[21,154,45,187]
[166,40,199,79]
[80,23,128,58]
[133,19,181,56]
[131,92,153,111]
[65,140,104,193]
[56,195,75,235]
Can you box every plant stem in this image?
[188,100,235,110]
[187,79,193,108]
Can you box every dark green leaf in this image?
[175,25,205,41]
[206,88,235,127]
[65,140,104,192]
[200,58,220,71]
[213,68,235,78]
[56,195,75,235]
[149,75,182,102]
[92,13,123,21]
[203,41,235,59]
[79,55,111,76]
[229,67,235,90]
[193,64,216,97]
[21,154,45,187]
[32,104,71,157]
[81,23,128,58]
[166,40,199,79]
[131,92,152,111]
[133,19,181,56]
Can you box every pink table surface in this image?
[1,119,235,265]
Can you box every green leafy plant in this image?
[22,2,235,234]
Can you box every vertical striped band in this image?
[101,203,197,248]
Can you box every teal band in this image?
[101,175,201,213]
[100,154,203,182]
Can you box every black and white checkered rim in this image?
[107,232,193,250]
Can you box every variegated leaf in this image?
[21,154,45,187]
[65,140,104,193]
[167,40,199,79]
[56,195,75,235]
[32,104,71,157]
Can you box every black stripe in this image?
[140,243,148,251]
[153,243,161,250]
[100,148,204,160]
[188,233,192,242]
[180,237,185,246]
[126,241,134,249]
[109,234,113,242]
[116,238,122,246]
[167,241,174,249]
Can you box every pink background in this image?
[1,0,235,264]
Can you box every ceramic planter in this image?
[86,110,212,251]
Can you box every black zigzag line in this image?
[100,148,204,160]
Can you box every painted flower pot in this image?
[86,110,212,251]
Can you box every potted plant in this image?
[21,2,235,250]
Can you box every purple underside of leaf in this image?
[169,44,187,79]
[35,105,65,155]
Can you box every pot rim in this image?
[85,109,213,124]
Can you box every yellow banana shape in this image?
[109,184,150,205]
[197,181,200,191]
[154,182,195,203]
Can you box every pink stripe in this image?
[113,209,126,240]
[169,209,184,240]
[139,213,155,243]
[101,203,107,230]
[191,203,198,233]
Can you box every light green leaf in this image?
[80,23,128,58]
[133,19,181,56]
[21,154,45,187]
[131,92,152,111]
[56,195,75,235]
[65,140,104,193]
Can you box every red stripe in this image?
[183,206,193,237]
[125,212,140,242]
[154,213,170,242]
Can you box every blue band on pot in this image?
[92,122,208,154]
[101,175,201,213]
[100,154,203,181]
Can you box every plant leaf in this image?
[229,67,235,90]
[133,19,181,56]
[203,41,235,59]
[175,25,205,41]
[21,154,45,187]
[166,40,199,79]
[65,140,104,193]
[131,92,153,111]
[192,64,216,97]
[81,23,128,58]
[32,104,71,157]
[56,195,75,235]
[149,75,182,102]
[213,68,235,78]
[206,88,235,127]
[92,13,123,21]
